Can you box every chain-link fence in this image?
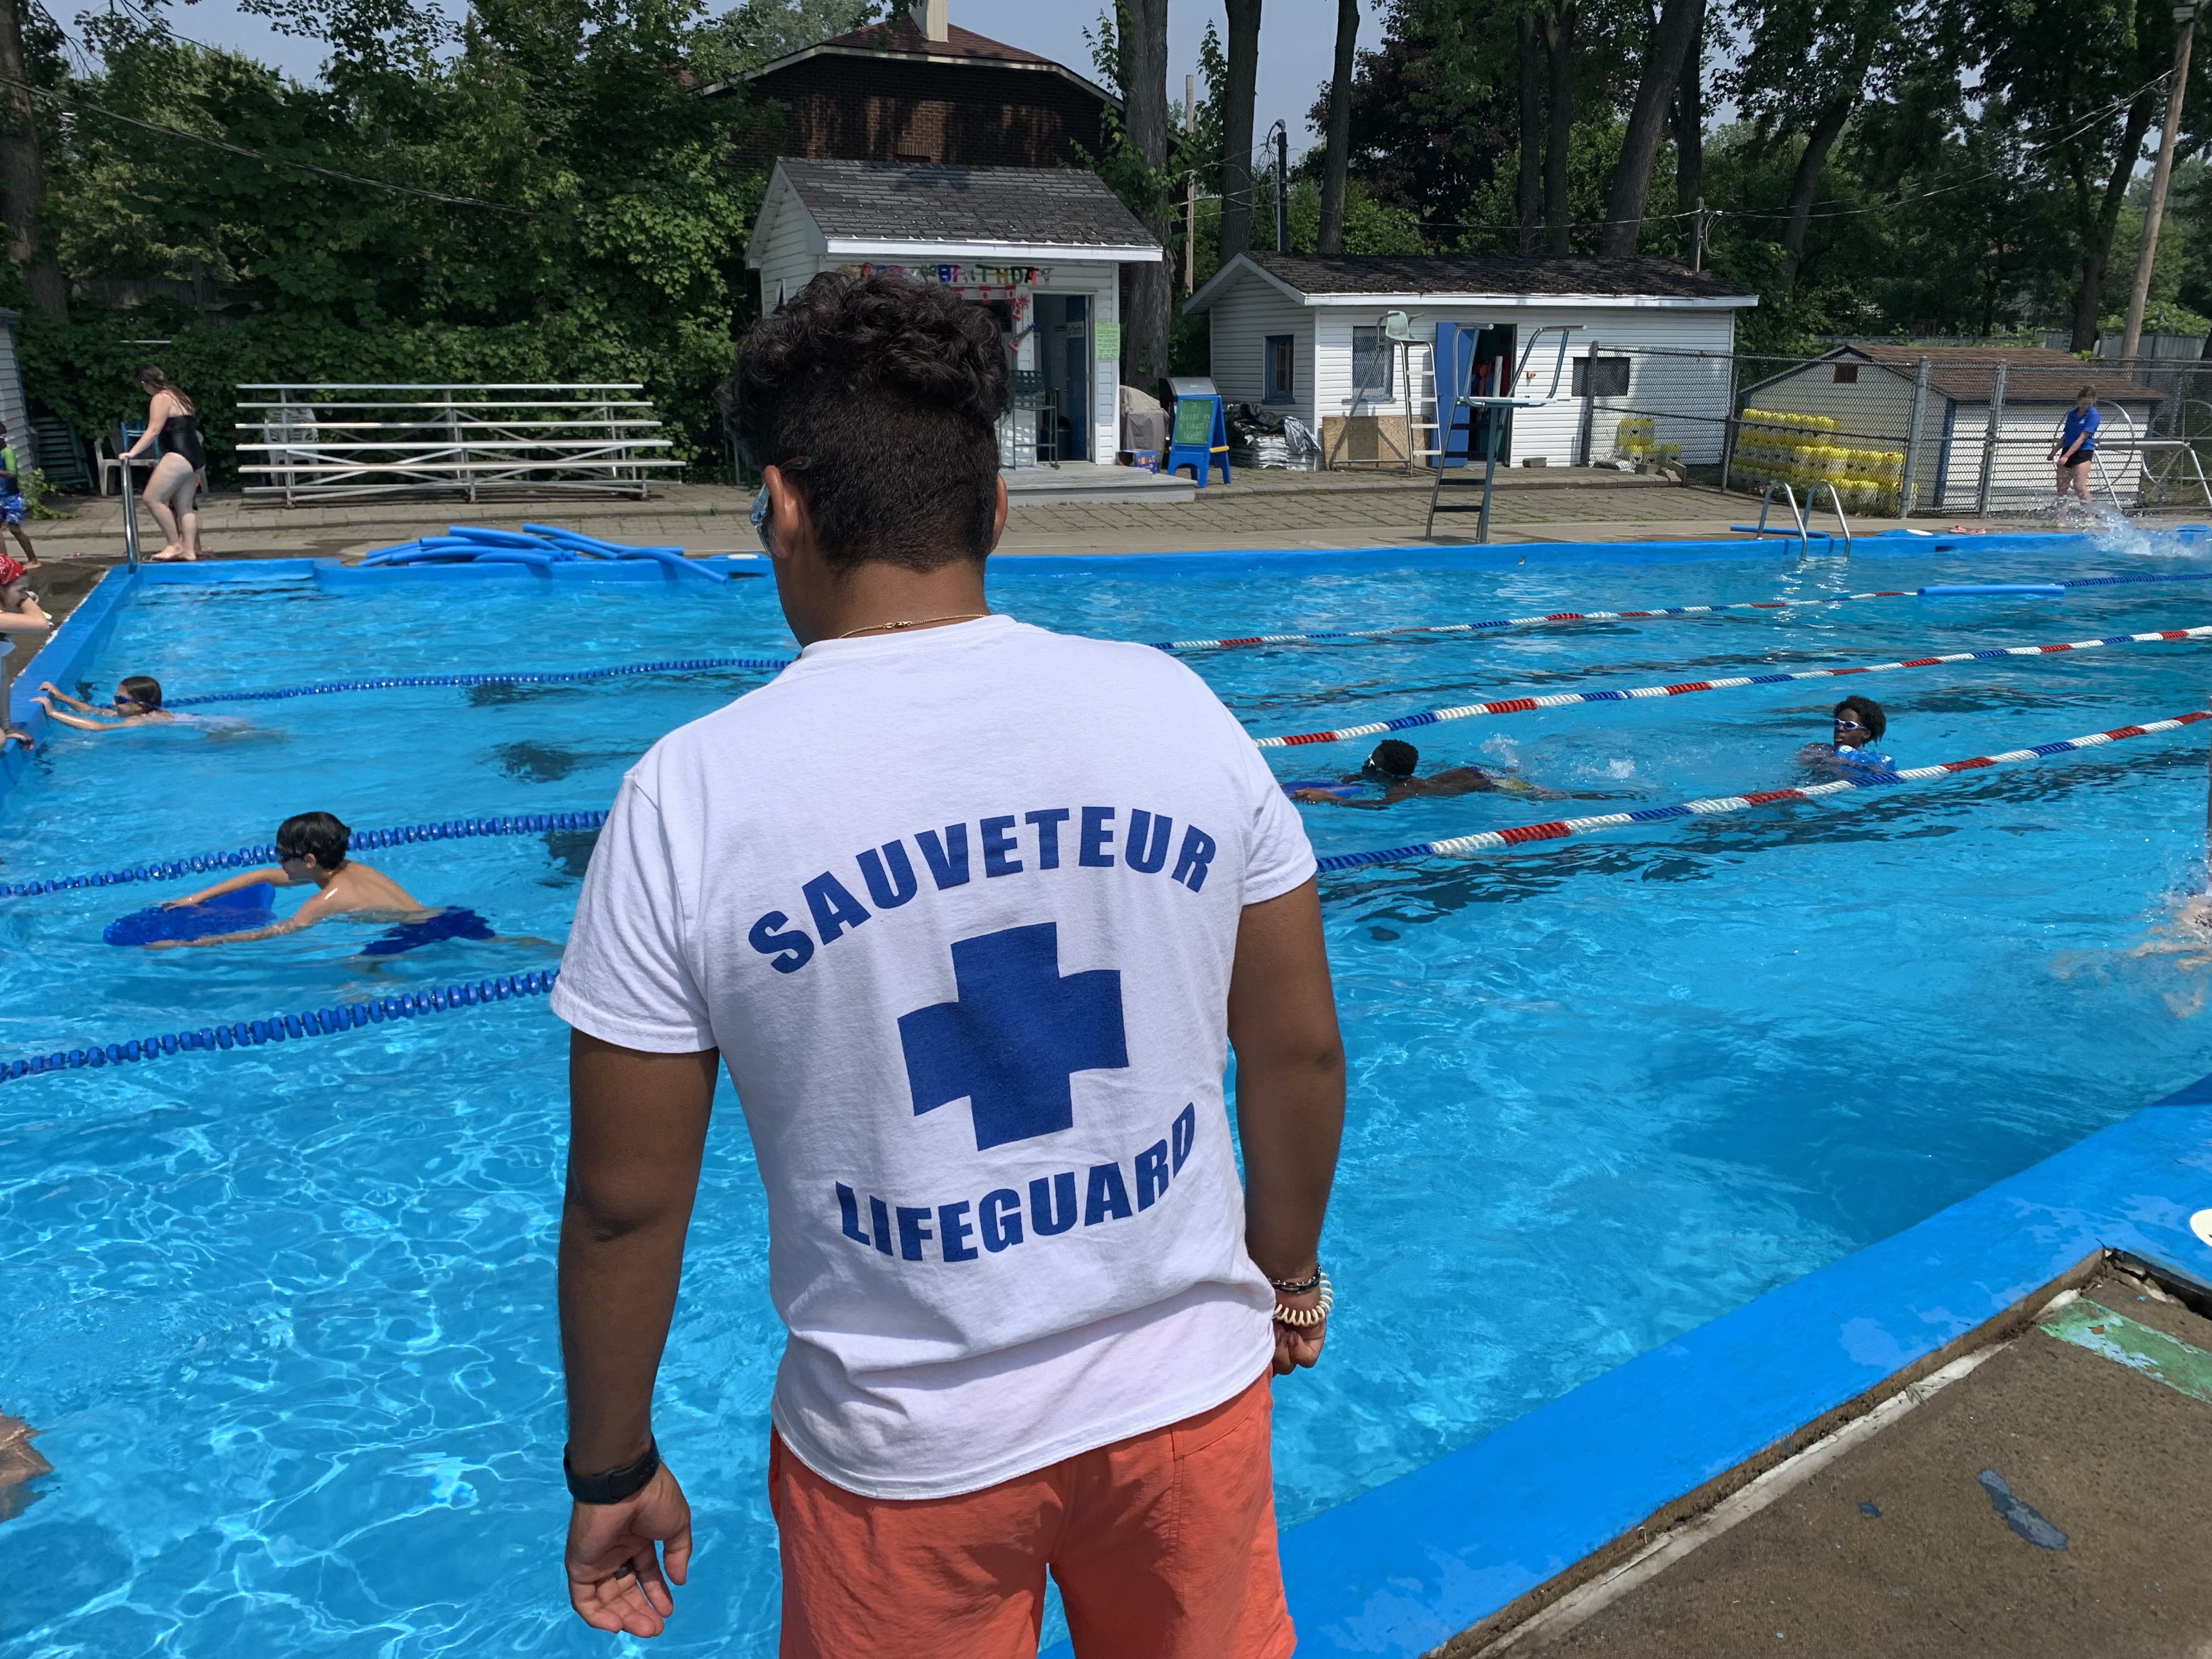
[1336,338,2212,520]
[1565,343,2212,520]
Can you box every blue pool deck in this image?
[10,543,2212,1657]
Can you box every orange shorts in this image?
[768,1370,1294,1659]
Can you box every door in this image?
[1037,294,1090,461]
[1432,323,1516,466]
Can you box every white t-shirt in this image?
[552,614,1317,1499]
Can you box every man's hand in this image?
[1270,1290,1328,1375]
[565,1464,694,1637]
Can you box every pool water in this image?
[6,537,2212,1655]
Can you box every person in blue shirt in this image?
[2050,386,2101,514]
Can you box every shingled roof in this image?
[1825,343,2165,404]
[1188,251,1756,310]
[815,17,1054,64]
[761,160,1159,253]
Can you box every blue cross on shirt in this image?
[898,922,1128,1151]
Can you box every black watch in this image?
[564,1437,661,1505]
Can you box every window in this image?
[1832,364,1859,384]
[1265,334,1296,403]
[1572,355,1631,398]
[1350,326,1395,400]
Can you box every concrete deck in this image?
[1496,1266,2212,1659]
[19,467,2060,563]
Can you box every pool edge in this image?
[2,561,140,800]
[1261,1093,2212,1658]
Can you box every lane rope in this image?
[0,969,560,1084]
[1150,569,2212,653]
[1256,624,2212,748]
[0,810,608,899]
[1313,710,2212,872]
[163,657,793,708]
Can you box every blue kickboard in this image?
[105,882,274,946]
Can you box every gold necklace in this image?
[836,612,990,640]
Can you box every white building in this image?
[746,159,1161,469]
[1182,252,1757,467]
[1739,345,2166,512]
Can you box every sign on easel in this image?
[1166,393,1231,487]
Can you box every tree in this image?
[1116,0,1173,387]
[1669,0,1706,224]
[1545,0,1575,252]
[1317,0,1361,253]
[1723,0,1912,289]
[1218,0,1262,261]
[1595,0,1701,254]
[0,0,63,316]
[1516,5,1544,251]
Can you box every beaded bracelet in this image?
[1272,1267,1334,1328]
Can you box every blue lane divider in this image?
[0,810,610,899]
[0,968,560,1084]
[162,656,793,709]
[1146,568,2212,654]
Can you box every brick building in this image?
[725,1,1116,170]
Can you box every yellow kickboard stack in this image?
[1732,408,1905,514]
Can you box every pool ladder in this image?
[1732,482,1853,558]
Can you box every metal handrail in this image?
[115,426,142,565]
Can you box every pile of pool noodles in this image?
[358,523,726,583]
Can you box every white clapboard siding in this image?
[1306,307,1739,465]
[1206,281,1314,422]
[755,204,821,313]
[0,313,26,472]
[1745,358,2166,510]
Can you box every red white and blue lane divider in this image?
[1313,711,2212,873]
[163,657,793,709]
[0,811,608,899]
[0,968,560,1083]
[1255,624,2212,749]
[1149,569,2212,654]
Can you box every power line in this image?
[0,71,533,214]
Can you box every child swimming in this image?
[35,675,176,732]
[1290,738,1612,808]
[149,810,493,950]
[1802,695,1895,774]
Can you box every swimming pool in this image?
[4,533,2211,1656]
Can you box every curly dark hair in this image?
[1832,695,1885,742]
[729,271,1010,573]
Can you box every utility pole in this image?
[2123,2,2201,360]
[1184,75,1197,292]
[1692,196,1705,273]
[1272,121,1290,253]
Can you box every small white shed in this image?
[746,159,1162,469]
[1737,345,2166,512]
[1181,252,1757,467]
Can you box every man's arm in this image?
[558,1031,718,1637]
[1226,878,1346,1374]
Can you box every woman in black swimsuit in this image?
[120,365,205,561]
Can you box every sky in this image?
[105,0,1357,150]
